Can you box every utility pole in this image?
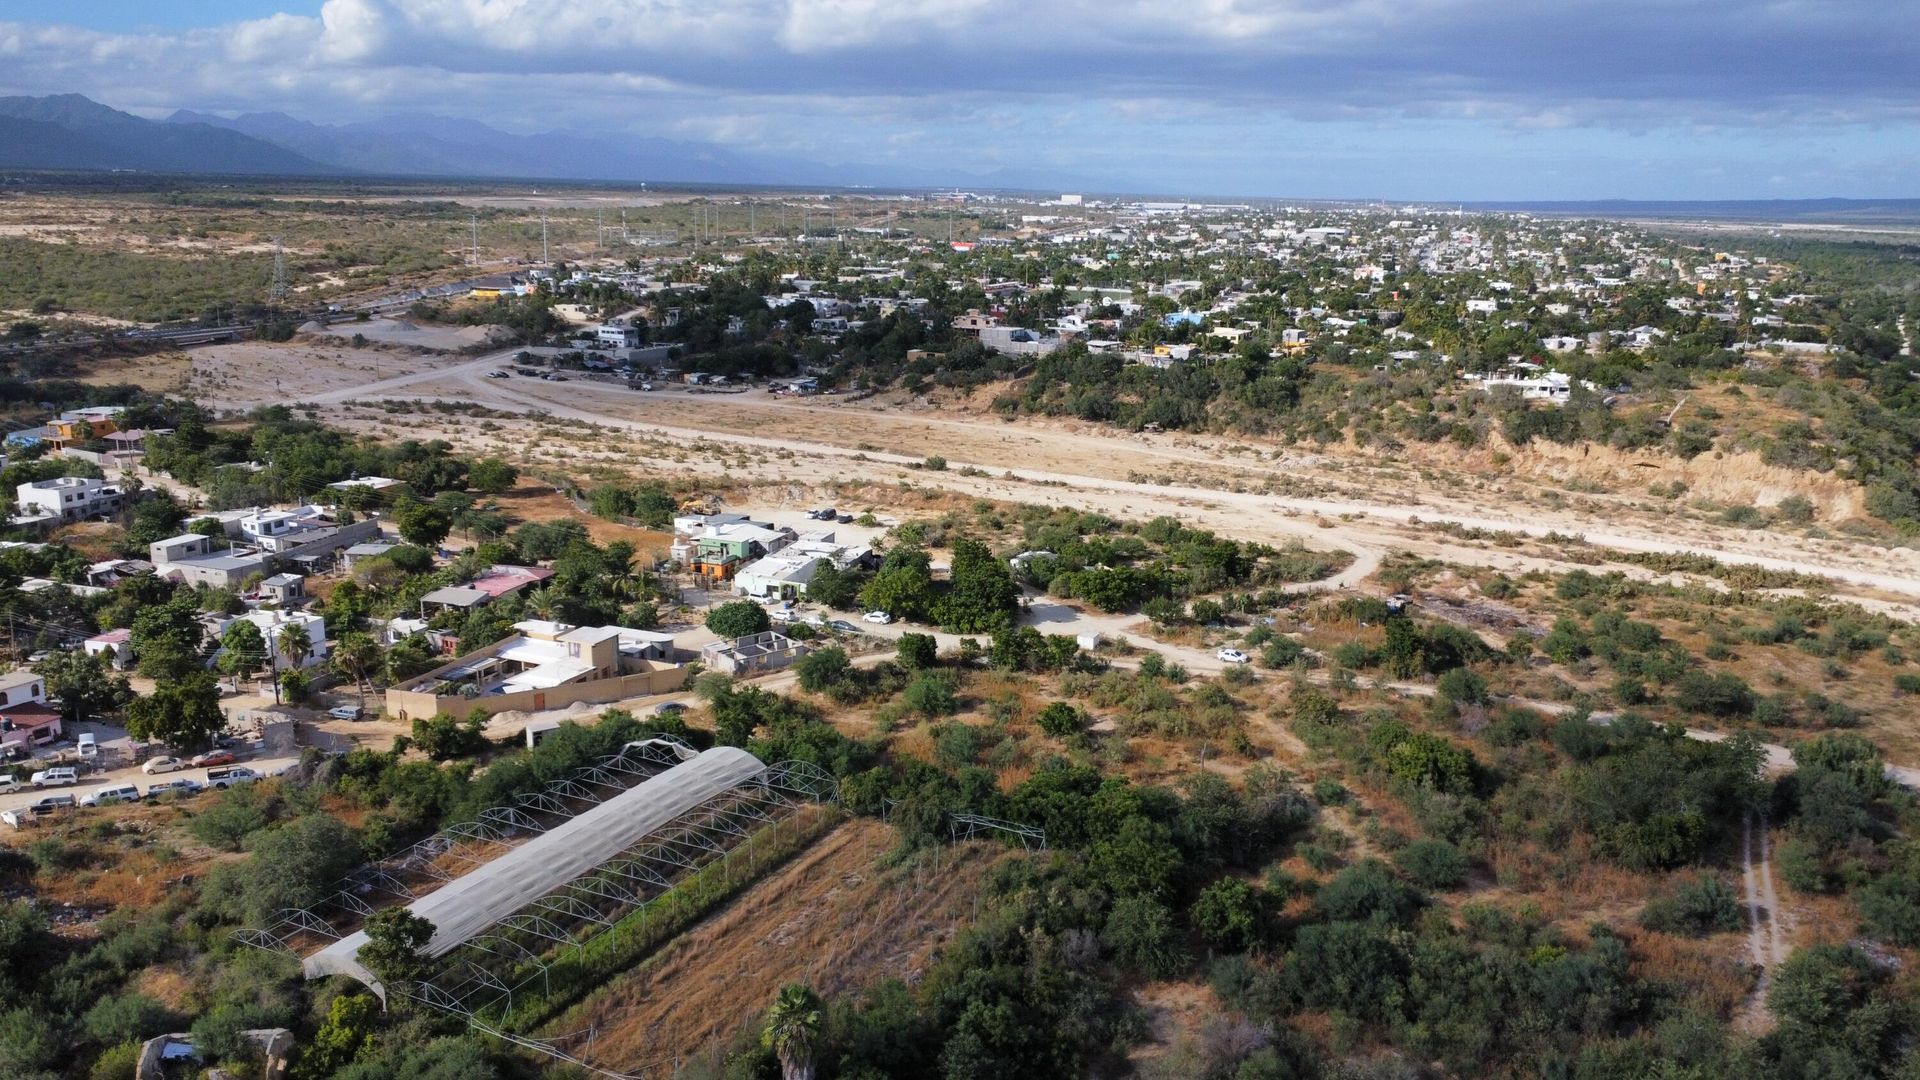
[470,212,478,267]
[541,211,549,265]
[596,208,604,249]
[268,236,288,304]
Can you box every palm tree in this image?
[761,983,821,1080]
[330,631,380,709]
[271,624,313,705]
[524,586,561,622]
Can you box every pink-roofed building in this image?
[84,628,134,670]
[418,565,556,616]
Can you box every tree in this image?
[33,650,131,725]
[934,538,1019,633]
[276,624,312,672]
[124,493,186,546]
[1035,701,1086,739]
[1102,895,1187,978]
[795,646,852,693]
[467,457,518,495]
[391,496,453,549]
[804,561,862,610]
[130,595,207,680]
[706,600,771,639]
[216,620,268,691]
[895,632,937,670]
[301,993,378,1076]
[124,673,226,750]
[331,631,381,708]
[762,983,823,1080]
[859,547,934,621]
[1192,878,1264,952]
[358,908,437,988]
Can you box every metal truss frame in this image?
[233,732,695,960]
[407,757,837,1030]
[950,812,1049,851]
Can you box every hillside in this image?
[0,94,335,175]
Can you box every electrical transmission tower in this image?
[541,211,550,265]
[470,213,479,267]
[268,236,288,304]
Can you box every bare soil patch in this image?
[547,818,1010,1072]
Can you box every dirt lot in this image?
[549,818,1012,1072]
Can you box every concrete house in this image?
[386,620,687,721]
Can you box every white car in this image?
[30,767,77,788]
[1215,648,1251,664]
[862,611,893,624]
[81,784,141,807]
[141,756,186,775]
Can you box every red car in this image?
[191,750,236,768]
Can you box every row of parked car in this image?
[1,764,263,827]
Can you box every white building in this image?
[596,324,641,348]
[13,476,126,526]
[214,608,329,670]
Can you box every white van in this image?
[76,733,97,759]
[80,784,140,807]
[0,775,18,796]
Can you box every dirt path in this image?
[330,362,1920,608]
[1737,812,1791,1032]
[546,818,1008,1073]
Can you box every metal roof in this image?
[302,746,766,989]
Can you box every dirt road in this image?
[276,349,1920,610]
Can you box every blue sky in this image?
[0,0,1914,200]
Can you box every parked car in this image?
[0,775,19,796]
[76,733,97,759]
[327,705,365,722]
[191,750,236,768]
[142,755,186,775]
[638,382,655,391]
[30,767,77,789]
[80,784,141,807]
[1215,648,1251,664]
[486,370,510,379]
[205,765,259,790]
[862,610,894,624]
[653,702,687,716]
[3,792,75,827]
[828,620,859,633]
[144,778,203,800]
[516,366,540,376]
[837,514,855,524]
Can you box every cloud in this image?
[0,1,1915,197]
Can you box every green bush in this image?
[1638,874,1743,936]
[706,600,771,639]
[1036,701,1086,739]
[1395,838,1470,890]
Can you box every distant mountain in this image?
[168,108,783,185]
[165,107,1106,192]
[0,94,335,175]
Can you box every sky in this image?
[0,0,1915,200]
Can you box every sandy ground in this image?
[100,333,1920,612]
[304,319,508,351]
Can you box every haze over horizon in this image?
[0,0,1914,201]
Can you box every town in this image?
[0,5,1916,1075]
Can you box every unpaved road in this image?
[1738,813,1790,1032]
[270,345,1920,612]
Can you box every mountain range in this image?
[0,93,1091,191]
